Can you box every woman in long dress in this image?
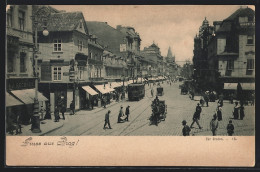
[233,102,240,119]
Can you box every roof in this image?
[217,22,232,32]
[37,11,88,33]
[224,7,255,21]
[86,21,126,53]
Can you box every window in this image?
[247,59,254,70]
[78,67,84,80]
[227,60,234,70]
[7,55,14,72]
[53,67,62,81]
[7,7,13,27]
[247,35,254,45]
[78,40,83,51]
[18,11,25,31]
[89,52,92,59]
[54,39,62,51]
[20,52,26,72]
[79,22,82,29]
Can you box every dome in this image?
[202,17,209,26]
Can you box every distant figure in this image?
[54,106,60,122]
[118,106,124,123]
[204,94,209,107]
[44,102,52,119]
[60,104,66,120]
[153,96,160,106]
[70,101,75,115]
[39,105,44,120]
[182,120,191,136]
[233,102,240,119]
[210,114,218,136]
[240,104,245,120]
[190,103,203,129]
[227,120,234,136]
[151,88,154,97]
[216,106,222,121]
[103,110,112,129]
[15,113,22,135]
[125,105,130,121]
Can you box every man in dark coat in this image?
[70,101,75,115]
[190,103,203,129]
[60,104,66,120]
[54,106,60,122]
[227,120,234,136]
[125,105,130,121]
[103,110,112,129]
[182,120,191,136]
[204,94,209,107]
[118,106,124,123]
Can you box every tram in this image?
[128,83,145,101]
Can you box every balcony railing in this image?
[239,22,255,27]
[89,77,104,81]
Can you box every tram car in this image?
[156,87,164,96]
[128,83,145,101]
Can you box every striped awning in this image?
[82,86,98,96]
[224,83,237,90]
[241,83,255,90]
[11,89,48,104]
[94,84,115,94]
[6,92,24,107]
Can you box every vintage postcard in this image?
[5,4,255,166]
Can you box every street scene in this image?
[6,5,255,136]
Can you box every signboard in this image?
[7,78,35,90]
[41,63,52,81]
[120,44,127,52]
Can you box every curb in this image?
[39,122,64,136]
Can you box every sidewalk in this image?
[7,116,64,136]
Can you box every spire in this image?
[167,47,173,58]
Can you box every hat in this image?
[182,120,187,124]
[128,105,130,107]
[108,110,111,113]
[120,105,123,108]
[197,103,200,105]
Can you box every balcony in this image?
[89,77,104,82]
[239,22,255,28]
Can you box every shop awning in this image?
[11,89,48,104]
[6,92,24,107]
[110,82,122,88]
[224,83,237,90]
[241,83,255,90]
[82,86,98,96]
[94,85,115,94]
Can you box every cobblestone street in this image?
[44,81,255,136]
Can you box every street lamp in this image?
[31,14,49,133]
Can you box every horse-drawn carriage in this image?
[150,100,167,126]
[180,85,188,95]
[157,87,164,96]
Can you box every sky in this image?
[50,5,254,65]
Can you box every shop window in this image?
[18,11,25,31]
[54,39,62,52]
[53,67,62,81]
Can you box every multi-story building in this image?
[141,43,164,78]
[207,7,255,98]
[6,5,48,125]
[34,6,89,112]
[192,17,214,90]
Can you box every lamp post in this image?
[31,14,49,133]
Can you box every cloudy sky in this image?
[52,5,254,65]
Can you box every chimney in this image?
[117,25,122,30]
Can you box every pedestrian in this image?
[44,102,51,119]
[103,110,112,129]
[54,105,60,122]
[182,120,191,136]
[103,96,107,108]
[151,88,154,97]
[70,101,75,115]
[227,120,234,136]
[61,104,66,120]
[39,105,44,120]
[240,104,245,120]
[210,114,218,136]
[216,106,222,121]
[15,113,22,135]
[233,102,240,119]
[230,93,234,104]
[118,105,124,123]
[204,94,209,107]
[91,98,94,109]
[190,103,203,129]
[125,105,130,121]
